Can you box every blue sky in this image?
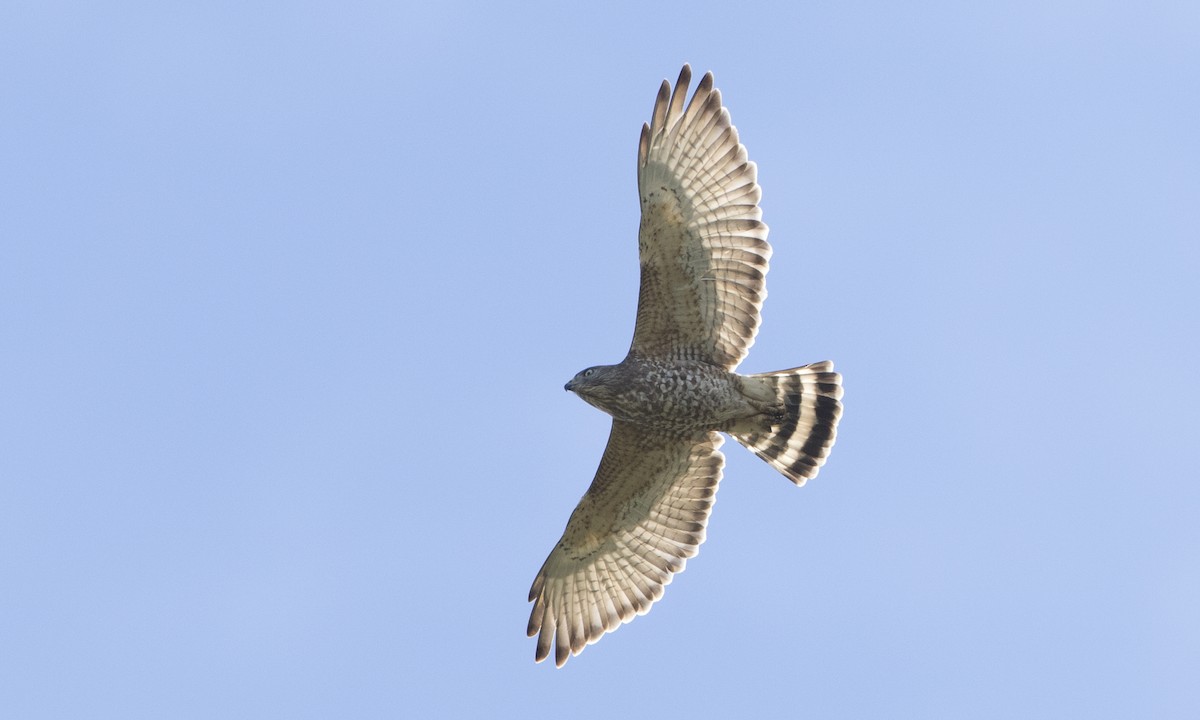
[2,1,1197,717]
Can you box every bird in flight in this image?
[528,64,843,667]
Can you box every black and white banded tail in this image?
[733,361,843,485]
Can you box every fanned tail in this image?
[732,361,843,485]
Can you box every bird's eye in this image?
[583,369,595,377]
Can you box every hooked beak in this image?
[564,379,574,392]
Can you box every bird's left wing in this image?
[528,421,724,666]
[629,64,770,370]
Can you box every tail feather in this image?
[733,361,843,485]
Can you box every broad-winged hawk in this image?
[528,65,843,667]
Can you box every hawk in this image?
[528,65,843,667]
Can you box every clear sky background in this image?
[2,2,1197,718]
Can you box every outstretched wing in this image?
[528,422,724,667]
[630,64,770,370]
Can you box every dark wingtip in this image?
[676,63,692,89]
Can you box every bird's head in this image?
[564,364,619,404]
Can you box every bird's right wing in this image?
[528,421,724,667]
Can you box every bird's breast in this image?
[591,360,749,432]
